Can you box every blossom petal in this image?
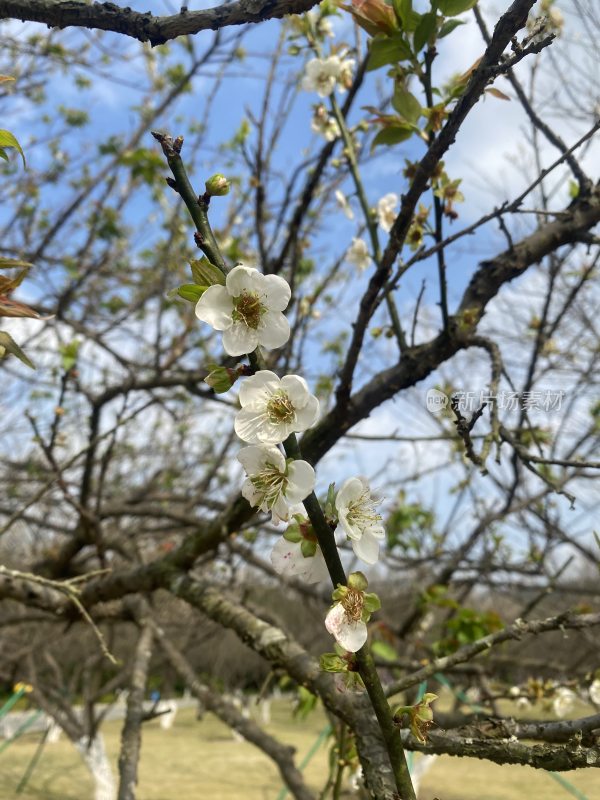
[261,274,291,311]
[238,370,280,407]
[195,285,233,330]
[235,409,287,444]
[364,521,386,540]
[237,444,285,475]
[336,511,360,541]
[271,494,291,523]
[280,374,310,407]
[293,395,320,432]
[258,311,290,350]
[285,460,316,504]
[226,264,257,297]
[351,530,381,565]
[235,408,267,444]
[335,477,365,510]
[325,604,367,652]
[270,537,328,583]
[222,322,259,356]
[241,478,263,508]
[270,537,304,577]
[306,547,330,583]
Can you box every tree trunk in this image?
[76,735,117,800]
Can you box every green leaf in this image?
[414,12,437,52]
[0,149,8,162]
[59,340,80,372]
[320,653,346,673]
[301,538,317,558]
[177,283,207,302]
[0,257,33,270]
[348,571,368,591]
[283,526,302,543]
[0,130,25,166]
[438,0,478,17]
[371,124,414,150]
[392,88,422,124]
[371,640,398,662]
[392,0,411,27]
[363,592,381,613]
[0,331,35,369]
[392,0,421,31]
[367,34,412,71]
[189,257,225,286]
[204,365,237,393]
[439,18,466,37]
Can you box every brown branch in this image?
[465,713,600,745]
[301,181,600,463]
[335,0,538,408]
[152,620,316,800]
[402,728,600,770]
[168,575,401,800]
[117,619,154,800]
[0,0,322,46]
[385,611,600,696]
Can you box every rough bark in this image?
[117,622,154,800]
[153,621,316,800]
[0,0,322,45]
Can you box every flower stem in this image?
[156,140,417,800]
[282,427,415,800]
[151,131,226,273]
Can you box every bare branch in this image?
[0,0,322,46]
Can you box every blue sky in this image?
[1,1,598,572]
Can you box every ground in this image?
[0,702,598,799]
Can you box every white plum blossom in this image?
[302,56,341,98]
[325,599,368,652]
[195,265,290,356]
[335,477,385,565]
[325,573,380,653]
[311,105,341,141]
[237,444,315,522]
[270,505,329,582]
[335,189,354,220]
[552,687,576,718]
[346,238,372,272]
[271,536,329,581]
[306,10,334,38]
[589,679,600,705]
[377,193,399,233]
[235,370,320,444]
[548,6,564,31]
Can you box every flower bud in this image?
[348,571,368,591]
[205,173,230,196]
[320,652,347,673]
[204,365,238,393]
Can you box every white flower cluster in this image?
[311,104,340,142]
[195,257,386,655]
[302,55,355,98]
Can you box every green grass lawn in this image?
[0,702,598,799]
